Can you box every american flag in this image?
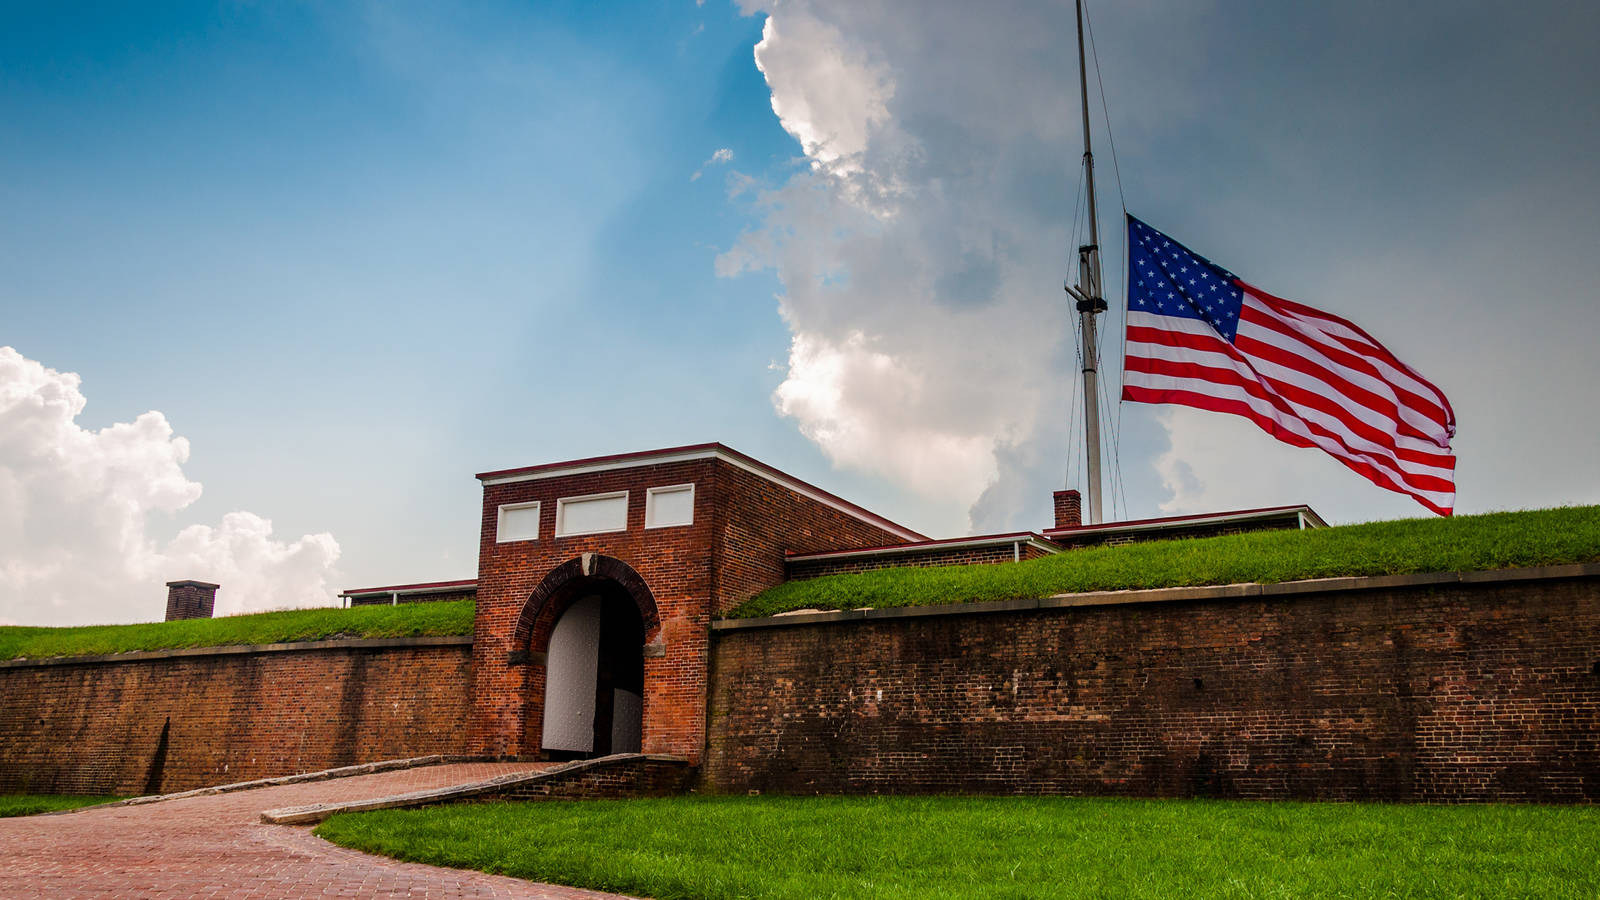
[1120,215,1457,516]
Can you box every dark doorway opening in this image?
[541,590,644,760]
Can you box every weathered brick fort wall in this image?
[705,565,1600,803]
[5,566,1595,802]
[0,637,472,796]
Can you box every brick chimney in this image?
[1052,490,1082,530]
[165,580,219,621]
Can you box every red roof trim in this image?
[339,578,477,597]
[1044,505,1322,537]
[474,442,724,482]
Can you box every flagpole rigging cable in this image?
[1082,0,1127,217]
[1083,0,1131,522]
[1068,0,1109,525]
[1110,233,1130,521]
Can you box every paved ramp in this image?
[262,753,693,824]
[0,761,641,899]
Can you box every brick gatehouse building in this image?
[340,443,1320,765]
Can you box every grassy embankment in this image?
[4,507,1596,653]
[316,795,1600,900]
[0,795,122,817]
[732,505,1600,618]
[0,600,475,662]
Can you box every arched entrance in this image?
[542,592,643,757]
[516,554,659,760]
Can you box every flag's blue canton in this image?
[1127,215,1244,342]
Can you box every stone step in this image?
[261,753,693,825]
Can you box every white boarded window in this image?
[646,484,695,529]
[555,491,628,537]
[496,501,541,543]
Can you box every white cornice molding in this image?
[480,446,924,542]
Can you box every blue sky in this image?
[3,0,1597,624]
[3,1,872,608]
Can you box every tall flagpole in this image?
[1069,0,1108,524]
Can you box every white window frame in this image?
[555,490,630,538]
[495,501,542,543]
[645,483,696,529]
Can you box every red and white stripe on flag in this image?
[1123,281,1457,516]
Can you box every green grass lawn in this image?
[733,506,1600,618]
[0,794,122,817]
[315,795,1600,899]
[0,600,474,661]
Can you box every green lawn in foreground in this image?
[0,794,122,817]
[0,600,474,661]
[733,506,1600,618]
[315,795,1600,899]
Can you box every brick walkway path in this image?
[0,763,643,898]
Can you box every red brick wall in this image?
[1052,490,1082,529]
[712,463,915,612]
[704,570,1600,802]
[471,455,913,763]
[471,458,721,762]
[164,582,217,621]
[0,639,471,796]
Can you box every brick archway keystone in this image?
[508,554,660,665]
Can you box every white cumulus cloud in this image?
[691,147,737,181]
[751,11,893,172]
[722,0,1081,532]
[0,347,340,625]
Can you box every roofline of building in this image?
[786,532,1061,563]
[474,442,928,542]
[1043,504,1327,539]
[339,578,478,599]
